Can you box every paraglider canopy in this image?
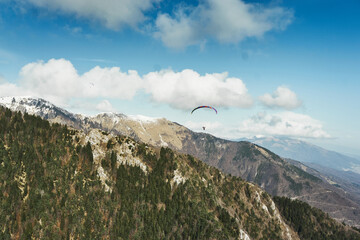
[191,106,217,114]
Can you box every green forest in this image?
[0,106,359,239]
[273,196,360,240]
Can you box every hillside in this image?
[0,106,302,239]
[274,196,360,240]
[1,96,360,227]
[242,136,360,174]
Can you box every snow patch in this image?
[127,114,159,123]
[0,96,73,118]
[240,229,251,240]
[171,169,187,187]
[159,134,168,147]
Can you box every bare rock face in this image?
[2,96,360,227]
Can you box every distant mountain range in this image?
[240,136,360,174]
[1,96,360,227]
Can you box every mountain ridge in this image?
[239,136,360,174]
[0,105,302,239]
[1,96,360,227]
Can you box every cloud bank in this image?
[144,69,253,109]
[23,0,159,30]
[154,0,293,48]
[14,0,293,48]
[184,110,331,140]
[238,112,330,138]
[16,58,143,106]
[0,58,253,110]
[96,99,116,112]
[259,86,302,110]
[0,58,330,139]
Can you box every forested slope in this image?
[0,106,358,239]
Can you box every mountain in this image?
[241,136,360,225]
[241,136,360,174]
[0,96,81,127]
[2,105,360,239]
[1,96,360,227]
[0,105,300,239]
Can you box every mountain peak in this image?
[0,96,78,122]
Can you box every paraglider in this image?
[191,106,217,131]
[191,106,217,114]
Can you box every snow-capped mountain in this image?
[0,96,175,147]
[3,96,360,226]
[0,96,81,126]
[240,136,360,174]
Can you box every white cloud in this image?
[0,58,143,107]
[259,86,302,110]
[23,0,159,29]
[20,58,80,100]
[143,69,253,109]
[81,66,143,99]
[154,12,199,49]
[154,0,293,49]
[9,0,292,48]
[96,99,116,112]
[0,58,253,111]
[0,82,30,97]
[183,111,331,140]
[238,111,330,139]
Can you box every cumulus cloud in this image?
[0,58,253,111]
[8,0,293,48]
[143,69,253,109]
[81,66,143,99]
[183,112,330,140]
[259,86,302,110]
[154,0,293,49]
[2,58,143,107]
[20,58,80,100]
[23,0,159,29]
[96,99,116,112]
[238,111,330,138]
[0,82,30,97]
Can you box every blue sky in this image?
[0,0,359,156]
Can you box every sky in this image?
[0,0,359,156]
